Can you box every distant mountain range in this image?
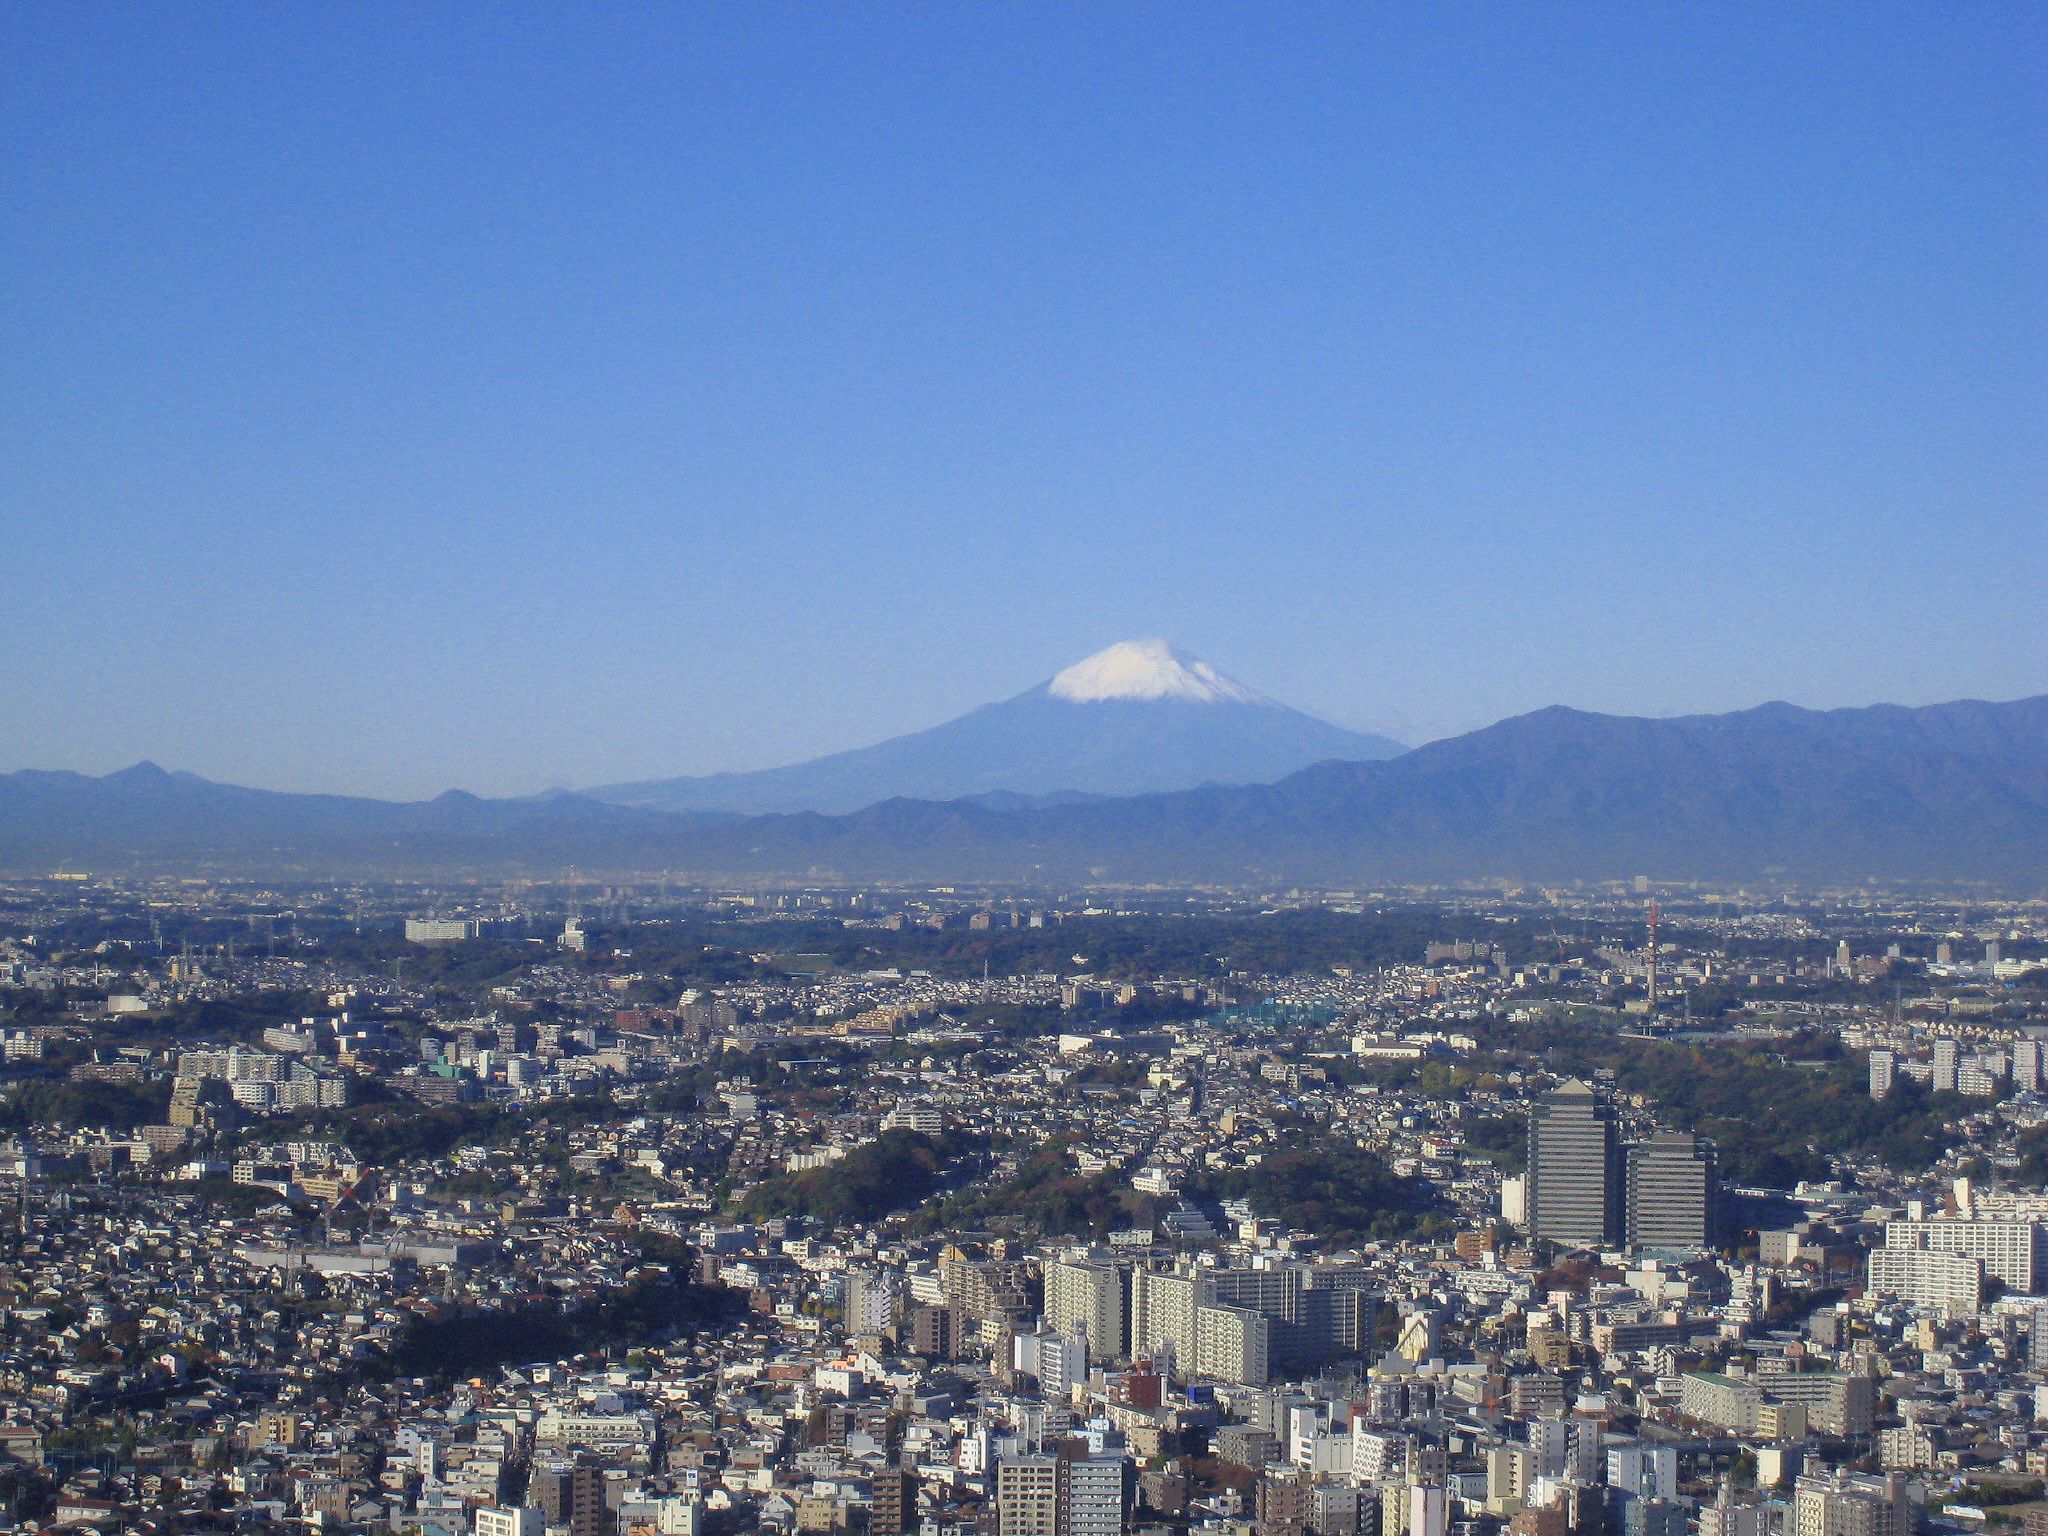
[4,683,2047,886]
[588,640,1406,813]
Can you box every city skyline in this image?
[4,7,2045,797]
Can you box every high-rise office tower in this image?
[1625,1132,1718,1251]
[1527,1079,1622,1249]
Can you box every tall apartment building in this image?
[1260,1472,1377,1536]
[1868,1050,1896,1101]
[1208,1263,1377,1376]
[1044,1252,1127,1363]
[1607,1442,1679,1502]
[1063,1454,1128,1536]
[1789,1471,1915,1536]
[1683,1371,1874,1437]
[1130,1267,1199,1371]
[906,1301,962,1360]
[1127,1270,1261,1384]
[1023,1329,1088,1403]
[2014,1039,2043,1095]
[1624,1132,1718,1251]
[845,1267,904,1336]
[1866,1245,1983,1315]
[405,917,485,944]
[1128,1261,1375,1385]
[1529,1416,1603,1483]
[1258,1471,1316,1536]
[1405,1483,1449,1536]
[1884,1218,2046,1292]
[1680,1375,1772,1437]
[1527,1080,1622,1249]
[1933,1038,1960,1094]
[995,1455,1064,1536]
[1485,1443,1534,1515]
[870,1468,917,1536]
[530,1461,611,1536]
[1770,1371,1873,1437]
[942,1253,1038,1332]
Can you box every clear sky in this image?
[3,5,2044,799]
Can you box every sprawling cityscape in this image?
[4,876,2048,1536]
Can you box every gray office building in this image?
[1625,1131,1718,1251]
[1528,1078,1622,1249]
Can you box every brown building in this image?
[871,1469,917,1536]
[1256,1471,1314,1536]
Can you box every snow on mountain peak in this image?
[1046,639,1271,705]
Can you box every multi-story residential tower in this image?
[995,1455,1064,1536]
[2013,1039,2042,1094]
[1063,1454,1129,1536]
[1883,1218,2046,1292]
[1933,1038,1959,1094]
[870,1468,917,1536]
[1044,1251,1127,1363]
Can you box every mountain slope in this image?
[572,694,2048,884]
[0,761,722,872]
[5,694,2046,884]
[588,640,1406,814]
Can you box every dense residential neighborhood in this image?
[4,877,2048,1536]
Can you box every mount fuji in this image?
[588,640,1407,814]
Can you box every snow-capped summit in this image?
[1047,639,1272,706]
[591,642,1406,814]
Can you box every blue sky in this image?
[3,5,2043,798]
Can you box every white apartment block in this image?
[1884,1219,2046,1292]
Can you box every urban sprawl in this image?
[4,878,2048,1536]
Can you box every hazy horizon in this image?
[11,653,2048,804]
[5,7,2044,798]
